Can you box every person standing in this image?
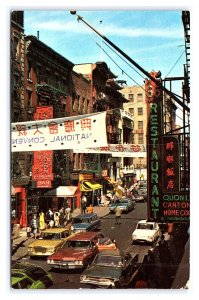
[39,210,45,231]
[115,206,122,224]
[143,249,156,281]
[31,214,39,239]
[97,195,101,206]
[46,208,53,226]
[81,194,87,214]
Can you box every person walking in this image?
[46,208,53,226]
[97,195,101,206]
[115,206,122,224]
[143,249,156,281]
[54,211,60,227]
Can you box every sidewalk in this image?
[11,205,110,262]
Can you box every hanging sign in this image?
[11,112,107,152]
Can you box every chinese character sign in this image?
[162,136,179,193]
[11,112,107,152]
[32,106,53,188]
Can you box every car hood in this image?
[133,229,155,237]
[28,240,63,247]
[48,248,93,260]
[82,264,121,279]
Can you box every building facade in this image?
[121,85,147,180]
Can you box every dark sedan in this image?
[80,249,139,288]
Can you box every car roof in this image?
[67,231,102,241]
[138,219,155,224]
[72,213,97,218]
[97,249,121,256]
[12,262,43,276]
[41,228,68,233]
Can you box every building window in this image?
[27,60,32,81]
[138,133,144,144]
[129,108,134,115]
[128,94,134,101]
[138,121,143,129]
[36,64,41,83]
[13,36,19,60]
[138,107,143,115]
[137,93,143,102]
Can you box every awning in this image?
[80,181,102,192]
[44,186,78,197]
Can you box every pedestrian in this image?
[31,214,39,239]
[143,249,156,280]
[39,210,45,231]
[46,208,53,226]
[54,211,60,227]
[114,206,122,224]
[97,195,101,206]
[86,204,93,214]
[81,194,87,214]
[65,207,71,225]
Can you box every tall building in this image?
[121,85,147,180]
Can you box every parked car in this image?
[47,231,100,269]
[28,228,70,257]
[132,219,162,244]
[80,249,139,288]
[70,213,101,233]
[109,198,136,213]
[11,262,53,289]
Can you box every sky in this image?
[24,10,186,95]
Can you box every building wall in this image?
[121,85,147,173]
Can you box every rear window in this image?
[65,240,91,248]
[137,223,154,230]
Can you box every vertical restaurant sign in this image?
[147,102,163,221]
[11,112,108,152]
[33,106,53,188]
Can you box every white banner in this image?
[73,144,146,157]
[11,112,107,152]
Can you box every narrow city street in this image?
[15,203,152,289]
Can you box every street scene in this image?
[11,10,190,290]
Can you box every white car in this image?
[132,220,161,244]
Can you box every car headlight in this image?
[47,259,54,264]
[75,260,83,265]
[48,247,55,253]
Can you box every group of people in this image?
[30,206,71,239]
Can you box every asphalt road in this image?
[20,202,152,289]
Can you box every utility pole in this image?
[70,11,190,113]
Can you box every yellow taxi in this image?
[28,227,72,258]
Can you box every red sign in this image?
[32,106,53,187]
[36,180,52,188]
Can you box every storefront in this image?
[44,186,81,212]
[80,181,102,206]
[11,186,27,228]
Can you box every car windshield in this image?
[40,232,61,240]
[94,255,123,267]
[64,240,91,248]
[137,223,154,230]
[72,218,90,224]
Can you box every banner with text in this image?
[12,112,107,152]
